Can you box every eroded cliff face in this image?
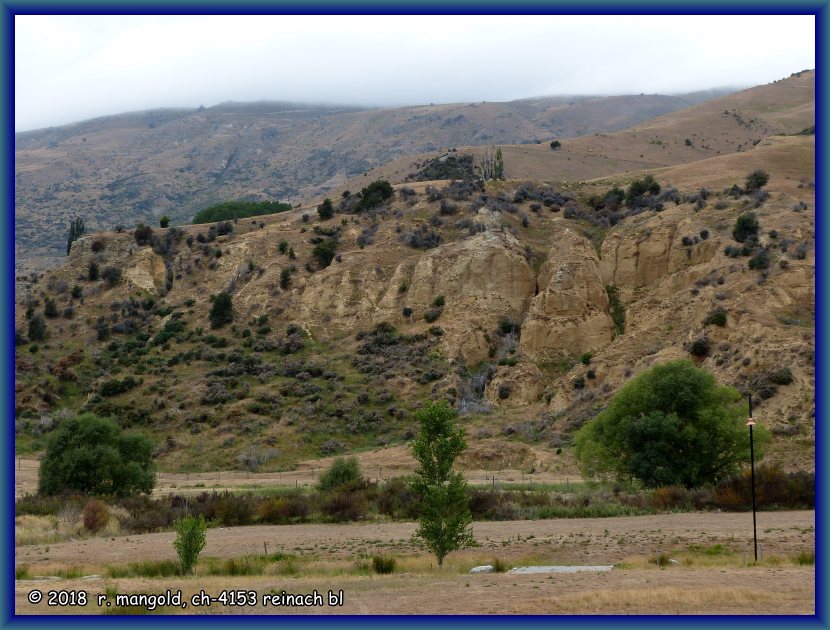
[599,219,719,289]
[298,228,537,365]
[520,229,615,361]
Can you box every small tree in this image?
[411,401,473,566]
[66,217,85,255]
[550,140,561,150]
[317,198,334,221]
[494,148,505,180]
[173,515,207,574]
[159,215,170,228]
[209,292,233,328]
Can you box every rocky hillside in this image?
[14,127,815,474]
[15,90,735,269]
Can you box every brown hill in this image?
[15,90,735,270]
[14,129,814,474]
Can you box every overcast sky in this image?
[15,14,815,132]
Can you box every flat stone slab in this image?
[507,565,613,575]
[469,565,495,574]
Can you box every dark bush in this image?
[88,261,99,281]
[317,198,334,221]
[745,169,769,192]
[134,224,153,246]
[748,248,771,270]
[423,307,442,323]
[402,225,442,249]
[101,266,122,288]
[703,308,727,327]
[312,240,338,268]
[209,293,233,329]
[732,212,759,243]
[688,336,711,357]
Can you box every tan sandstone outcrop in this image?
[520,229,615,360]
[599,220,719,288]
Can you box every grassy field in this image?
[15,510,814,615]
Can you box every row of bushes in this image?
[16,464,812,533]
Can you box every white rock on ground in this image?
[506,565,613,575]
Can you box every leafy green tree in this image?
[318,457,362,492]
[159,215,170,228]
[173,515,207,574]
[317,198,335,221]
[66,217,85,255]
[38,413,155,496]
[209,292,233,328]
[411,401,473,566]
[550,140,561,150]
[574,360,768,488]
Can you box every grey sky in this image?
[15,14,815,132]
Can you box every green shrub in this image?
[28,313,47,341]
[744,169,769,192]
[173,515,207,574]
[689,336,711,357]
[371,555,397,574]
[748,248,771,270]
[732,211,759,243]
[423,307,442,323]
[318,457,362,492]
[317,198,334,221]
[209,292,233,328]
[356,180,394,212]
[491,558,509,573]
[702,308,727,327]
[606,285,625,335]
[312,240,338,268]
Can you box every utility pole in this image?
[747,394,758,563]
